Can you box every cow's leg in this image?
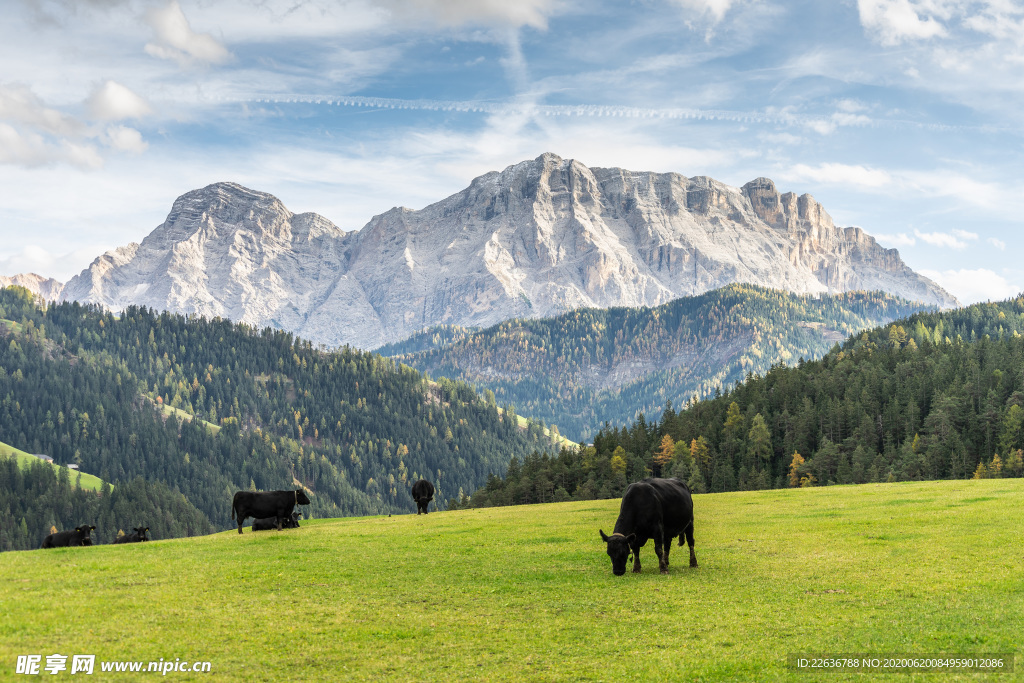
[237,515,245,534]
[631,542,642,573]
[655,528,668,574]
[662,533,672,569]
[686,523,698,568]
[276,512,284,531]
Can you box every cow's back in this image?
[644,477,693,536]
[617,478,692,536]
[41,531,76,548]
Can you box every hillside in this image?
[0,440,105,491]
[0,454,213,551]
[0,286,560,547]
[385,285,932,440]
[453,295,1024,507]
[55,154,954,350]
[1,481,1019,681]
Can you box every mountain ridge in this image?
[11,154,956,347]
[384,284,933,440]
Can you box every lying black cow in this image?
[411,479,434,514]
[599,477,697,575]
[114,526,150,544]
[41,524,96,548]
[252,511,301,531]
[231,489,311,534]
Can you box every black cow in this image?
[599,477,697,576]
[231,489,311,534]
[41,524,95,548]
[114,526,150,544]
[411,479,434,514]
[252,511,301,531]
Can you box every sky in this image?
[1,0,1023,305]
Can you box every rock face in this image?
[0,273,65,301]
[58,154,957,348]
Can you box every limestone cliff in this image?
[58,154,957,348]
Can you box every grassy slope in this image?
[501,408,577,449]
[0,440,105,492]
[1,480,1021,682]
[153,401,221,435]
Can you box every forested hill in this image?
[385,285,931,441]
[453,296,1024,509]
[0,286,560,549]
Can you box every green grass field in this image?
[153,401,221,435]
[0,440,105,492]
[1,479,1021,681]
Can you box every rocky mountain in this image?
[383,285,932,440]
[56,153,956,349]
[0,273,64,301]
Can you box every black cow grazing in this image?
[252,511,301,531]
[114,527,150,544]
[599,478,697,576]
[41,524,96,548]
[411,479,434,514]
[231,489,311,534]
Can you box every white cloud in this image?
[803,110,875,135]
[377,0,557,29]
[988,237,1006,250]
[86,81,152,121]
[874,232,916,247]
[144,1,232,66]
[0,122,102,169]
[62,140,104,169]
[785,162,891,188]
[672,0,736,23]
[914,229,968,249]
[0,83,82,136]
[835,98,869,113]
[919,267,1022,304]
[0,244,104,282]
[952,228,978,240]
[105,125,148,153]
[858,0,948,46]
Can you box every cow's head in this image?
[600,530,635,576]
[76,524,96,538]
[295,489,311,506]
[135,527,150,541]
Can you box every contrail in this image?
[226,93,992,134]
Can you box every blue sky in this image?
[1,0,1023,303]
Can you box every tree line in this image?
[388,285,930,440]
[451,296,1024,508]
[0,286,560,548]
[0,454,212,551]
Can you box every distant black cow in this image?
[252,511,301,531]
[41,524,96,548]
[231,489,311,534]
[114,526,150,544]
[599,478,697,576]
[411,479,434,514]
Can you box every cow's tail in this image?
[679,518,694,546]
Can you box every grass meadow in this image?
[1,440,105,492]
[1,479,1022,681]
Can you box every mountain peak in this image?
[58,155,958,349]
